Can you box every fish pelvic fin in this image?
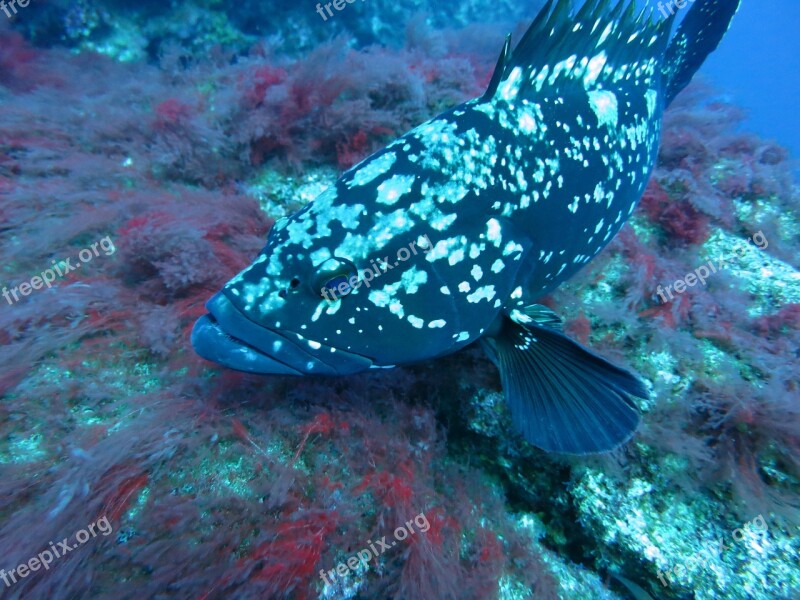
[663,0,742,107]
[482,305,646,454]
[482,0,674,105]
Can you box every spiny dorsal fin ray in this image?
[481,33,513,102]
[484,0,676,104]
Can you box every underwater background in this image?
[0,0,798,598]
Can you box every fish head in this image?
[191,182,464,376]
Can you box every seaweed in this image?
[0,10,798,600]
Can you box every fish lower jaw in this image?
[191,314,304,375]
[191,292,375,376]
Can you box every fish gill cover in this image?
[0,1,798,599]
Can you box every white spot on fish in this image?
[595,218,604,234]
[471,265,483,281]
[431,212,457,231]
[588,90,618,129]
[368,290,391,307]
[407,315,424,329]
[503,242,523,257]
[389,301,405,318]
[584,51,607,87]
[486,218,502,247]
[400,267,428,294]
[466,285,496,304]
[310,248,332,267]
[645,89,658,117]
[376,174,415,206]
[499,66,523,102]
[448,249,465,266]
[519,111,537,134]
[349,152,397,188]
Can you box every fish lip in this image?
[191,314,304,375]
[191,292,373,376]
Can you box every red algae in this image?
[0,12,797,600]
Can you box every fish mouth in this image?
[191,292,373,376]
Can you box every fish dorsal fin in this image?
[662,0,742,107]
[484,0,675,104]
[480,33,513,102]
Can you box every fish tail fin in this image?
[662,0,742,107]
[482,0,673,105]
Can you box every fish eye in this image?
[290,278,300,289]
[313,257,357,299]
[323,275,352,298]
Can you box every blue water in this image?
[648,0,800,164]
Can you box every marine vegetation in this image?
[0,0,798,599]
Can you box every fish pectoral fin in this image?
[486,311,645,454]
[508,303,563,331]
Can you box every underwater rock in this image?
[0,2,798,599]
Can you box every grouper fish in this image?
[192,0,741,453]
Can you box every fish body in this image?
[193,0,741,453]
